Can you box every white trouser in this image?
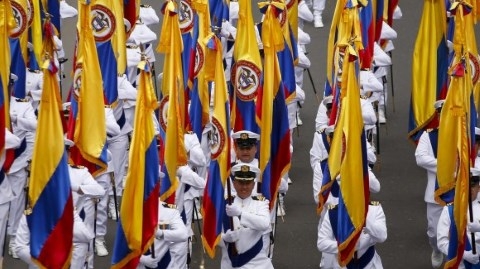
[427,202,443,252]
[0,202,9,259]
[313,0,326,16]
[71,242,89,269]
[108,135,129,196]
[94,173,111,237]
[7,169,27,236]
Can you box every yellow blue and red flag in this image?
[436,3,476,267]
[124,0,140,39]
[9,0,29,98]
[257,0,285,207]
[359,0,374,69]
[111,55,160,269]
[408,0,448,142]
[328,44,369,267]
[28,18,73,269]
[188,0,212,140]
[0,0,16,184]
[157,0,188,203]
[230,0,262,132]
[68,0,108,177]
[201,34,231,258]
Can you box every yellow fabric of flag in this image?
[74,2,107,175]
[157,1,188,200]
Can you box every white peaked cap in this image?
[383,39,395,53]
[393,5,402,20]
[360,70,383,92]
[60,0,78,19]
[373,42,392,67]
[380,21,397,40]
[297,49,311,69]
[298,1,314,22]
[139,5,160,26]
[434,99,445,109]
[298,27,311,45]
[129,21,157,45]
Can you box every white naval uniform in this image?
[69,165,105,269]
[0,129,22,261]
[109,102,133,197]
[415,129,443,252]
[94,108,121,242]
[7,98,37,239]
[220,196,273,269]
[14,211,94,269]
[140,203,189,269]
[315,97,377,132]
[317,203,387,269]
[437,201,480,269]
[173,165,206,269]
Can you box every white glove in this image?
[222,229,239,243]
[176,165,190,177]
[155,229,164,240]
[464,250,480,264]
[226,204,242,217]
[468,220,480,233]
[140,255,158,268]
[355,231,372,250]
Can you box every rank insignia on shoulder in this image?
[253,195,265,201]
[426,128,435,133]
[69,164,84,169]
[369,201,381,206]
[140,4,151,7]
[328,204,338,210]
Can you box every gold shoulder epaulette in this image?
[28,68,41,73]
[140,4,151,7]
[69,164,85,169]
[126,44,139,49]
[253,195,265,201]
[162,202,176,209]
[369,201,381,206]
[15,98,28,102]
[360,95,368,100]
[426,128,434,133]
[328,204,338,210]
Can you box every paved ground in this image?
[3,1,469,268]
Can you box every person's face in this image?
[233,179,255,199]
[326,103,332,118]
[471,184,480,200]
[234,143,257,163]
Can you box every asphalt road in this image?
[3,1,467,268]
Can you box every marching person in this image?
[437,167,480,268]
[220,163,274,269]
[0,129,22,267]
[414,99,445,268]
[7,74,38,259]
[138,171,188,269]
[317,200,388,268]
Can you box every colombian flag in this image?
[201,34,231,258]
[111,54,160,269]
[71,1,108,177]
[28,18,73,269]
[231,0,262,132]
[408,0,448,142]
[328,46,369,267]
[157,0,188,202]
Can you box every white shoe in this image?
[296,114,303,126]
[108,197,118,221]
[95,238,109,257]
[314,15,324,28]
[378,108,386,124]
[9,242,18,259]
[431,250,443,268]
[277,204,286,217]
